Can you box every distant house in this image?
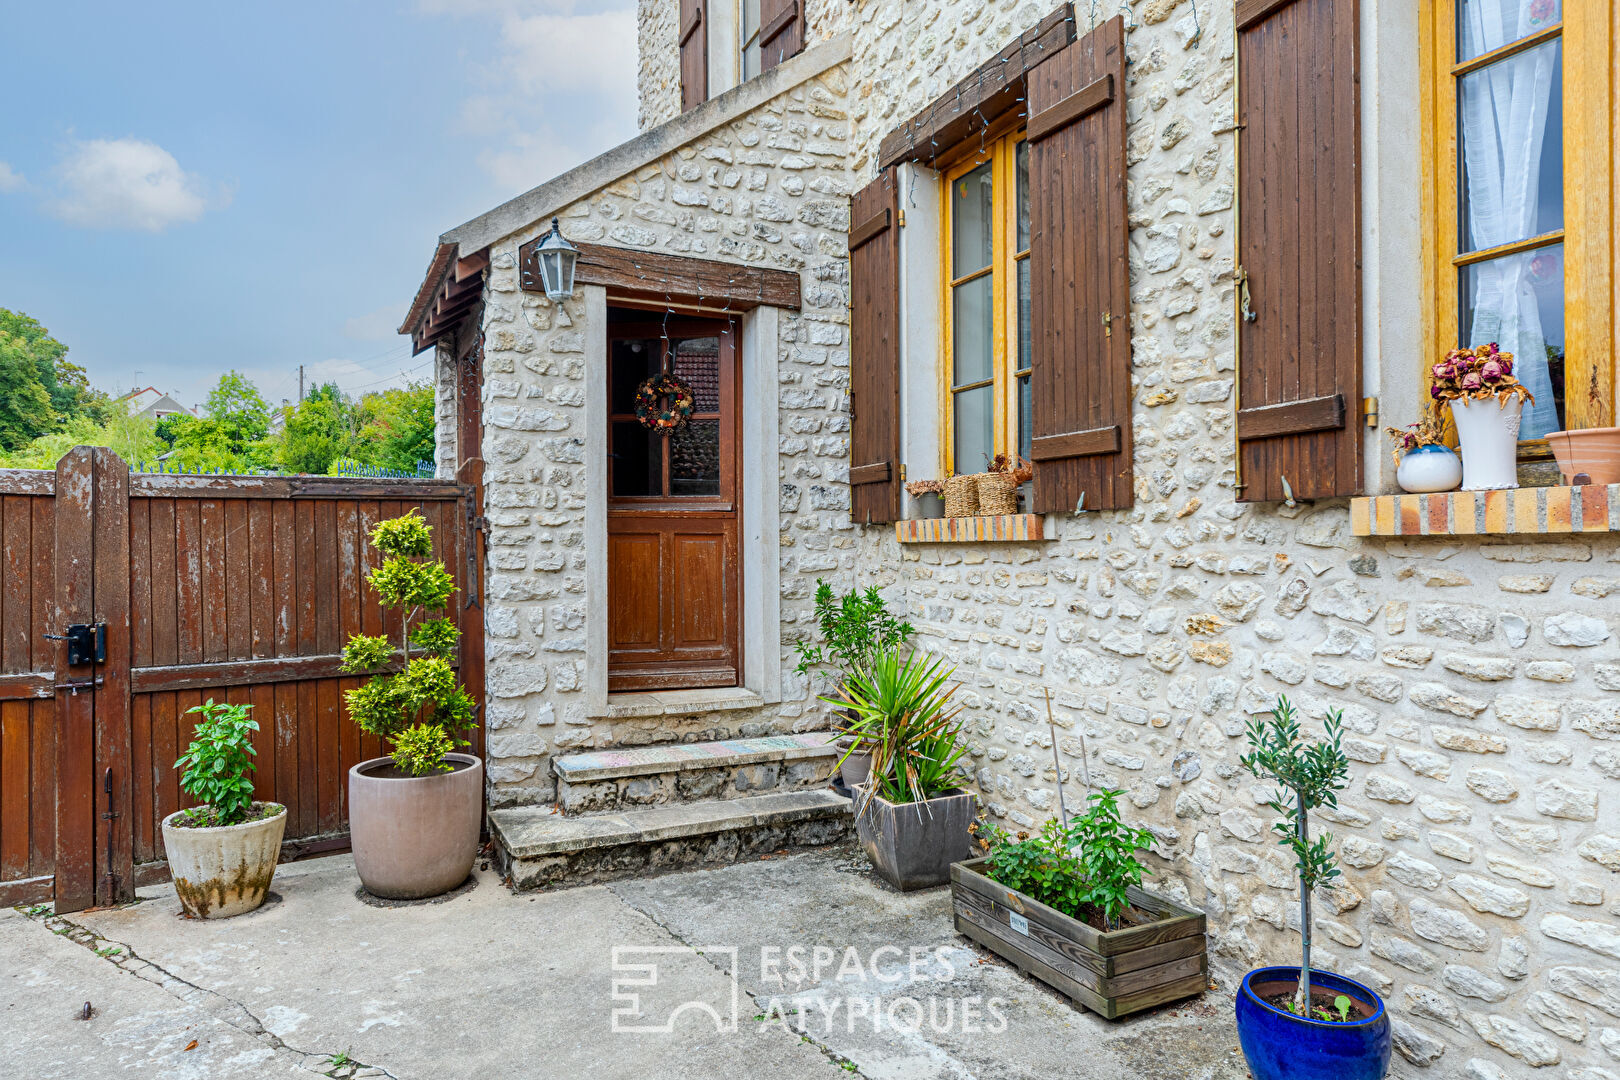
[120,387,194,422]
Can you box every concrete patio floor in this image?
[2,842,1247,1079]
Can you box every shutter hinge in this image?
[1237,267,1257,322]
[899,463,907,482]
[1363,396,1379,429]
[897,209,906,228]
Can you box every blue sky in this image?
[0,0,636,409]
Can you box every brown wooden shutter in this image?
[679,0,707,112]
[758,0,804,71]
[849,168,901,525]
[1235,0,1361,502]
[1027,15,1133,514]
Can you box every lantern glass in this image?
[535,218,578,302]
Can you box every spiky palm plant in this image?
[825,649,967,810]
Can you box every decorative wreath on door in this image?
[634,372,696,433]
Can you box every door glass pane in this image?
[953,384,994,474]
[1460,243,1565,438]
[951,163,994,278]
[952,275,994,387]
[612,421,662,496]
[1015,140,1030,252]
[671,337,722,412]
[1016,374,1032,463]
[1458,39,1563,252]
[1458,0,1561,63]
[611,338,660,414]
[670,419,721,496]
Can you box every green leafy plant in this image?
[826,649,965,807]
[793,580,915,692]
[341,510,476,776]
[1239,694,1351,1015]
[977,788,1154,930]
[173,699,260,826]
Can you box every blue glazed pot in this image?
[1236,967,1392,1080]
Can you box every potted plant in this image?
[1234,695,1391,1080]
[793,579,915,787]
[1385,417,1460,493]
[341,510,481,900]
[975,453,1032,515]
[904,478,945,519]
[162,699,287,919]
[952,789,1207,1018]
[1429,343,1534,491]
[829,649,973,890]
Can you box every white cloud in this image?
[342,304,407,341]
[0,162,23,192]
[48,138,221,231]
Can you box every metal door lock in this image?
[43,623,106,666]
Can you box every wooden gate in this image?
[0,448,485,912]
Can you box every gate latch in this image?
[43,623,106,666]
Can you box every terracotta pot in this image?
[161,803,287,919]
[1546,426,1620,487]
[349,753,482,899]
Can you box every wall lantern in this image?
[534,217,579,302]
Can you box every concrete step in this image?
[551,732,842,815]
[492,789,853,889]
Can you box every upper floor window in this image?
[944,129,1030,473]
[741,0,762,80]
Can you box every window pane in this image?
[1458,38,1562,252]
[952,275,994,387]
[612,421,662,496]
[1460,243,1565,438]
[951,163,994,278]
[953,385,994,474]
[1458,0,1561,64]
[670,419,721,496]
[672,336,722,412]
[611,338,660,414]
[1015,140,1030,252]
[742,0,761,78]
[1016,258,1031,373]
[1016,374,1032,463]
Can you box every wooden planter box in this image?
[950,857,1207,1019]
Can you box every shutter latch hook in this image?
[1237,268,1257,323]
[1280,475,1297,509]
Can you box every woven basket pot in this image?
[943,475,981,517]
[975,472,1019,515]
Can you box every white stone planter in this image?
[161,804,286,919]
[1396,444,1463,493]
[1450,397,1522,491]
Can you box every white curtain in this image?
[1458,0,1561,437]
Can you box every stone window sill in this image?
[1351,484,1617,537]
[894,513,1051,543]
[590,687,766,720]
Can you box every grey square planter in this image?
[851,785,976,891]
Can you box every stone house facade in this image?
[402,1,1620,1076]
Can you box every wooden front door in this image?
[607,316,741,691]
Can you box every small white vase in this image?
[1396,444,1463,493]
[1450,397,1522,491]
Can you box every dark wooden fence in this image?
[0,448,485,912]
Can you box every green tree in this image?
[280,387,349,474]
[0,309,76,450]
[203,370,271,447]
[156,371,277,472]
[0,411,162,469]
[351,382,435,472]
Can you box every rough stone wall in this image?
[821,2,1620,1079]
[475,67,854,809]
[433,340,458,480]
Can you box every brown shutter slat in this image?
[1028,15,1133,514]
[1236,0,1361,502]
[849,168,901,525]
[679,0,707,113]
[758,0,804,71]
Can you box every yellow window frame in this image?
[1420,0,1617,452]
[940,128,1029,476]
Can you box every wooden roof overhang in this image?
[516,239,802,314]
[876,3,1076,171]
[400,243,490,356]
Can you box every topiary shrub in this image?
[340,510,477,776]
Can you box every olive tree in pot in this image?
[1234,695,1391,1080]
[792,580,914,787]
[162,700,286,919]
[829,649,971,890]
[342,510,480,900]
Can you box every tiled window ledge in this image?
[895,513,1049,543]
[1351,484,1617,537]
